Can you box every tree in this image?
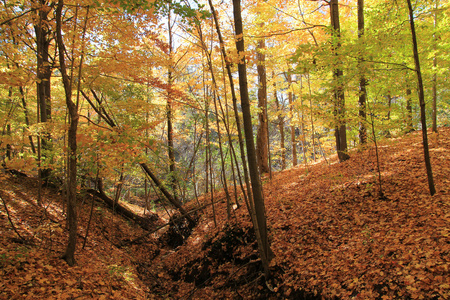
[406,0,436,196]
[34,0,54,182]
[232,0,273,278]
[256,35,269,174]
[273,74,286,170]
[330,0,349,162]
[431,0,439,133]
[167,7,177,199]
[286,71,297,166]
[56,0,78,266]
[357,0,367,145]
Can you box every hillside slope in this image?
[1,128,449,299]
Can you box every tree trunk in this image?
[274,74,286,170]
[432,0,438,133]
[208,0,252,207]
[406,0,436,196]
[357,0,367,145]
[299,77,308,165]
[307,74,316,161]
[232,0,272,278]
[56,0,78,266]
[286,72,297,166]
[406,87,413,132]
[330,0,350,162]
[140,163,195,224]
[19,87,36,153]
[34,0,53,180]
[256,37,269,174]
[167,8,177,198]
[385,94,392,138]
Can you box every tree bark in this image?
[405,87,413,132]
[56,0,78,266]
[330,0,350,162]
[357,0,367,145]
[432,0,438,133]
[256,37,269,174]
[34,0,53,180]
[274,74,286,170]
[286,72,297,166]
[406,0,436,196]
[208,0,252,207]
[307,74,316,161]
[167,8,177,198]
[232,0,272,278]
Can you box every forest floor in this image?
[1,128,450,300]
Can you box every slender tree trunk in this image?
[208,0,252,207]
[406,0,436,196]
[274,74,286,170]
[213,90,231,219]
[307,74,316,161]
[220,57,241,208]
[140,163,195,224]
[432,0,438,133]
[56,0,78,266]
[357,0,367,145]
[406,87,413,132]
[299,76,308,165]
[286,72,297,166]
[256,37,269,174]
[19,87,36,154]
[193,18,232,219]
[167,9,177,198]
[383,94,392,138]
[203,70,209,195]
[232,0,272,278]
[330,0,350,162]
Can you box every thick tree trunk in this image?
[357,0,367,145]
[34,0,53,180]
[406,0,436,196]
[34,0,52,124]
[233,0,272,278]
[330,0,350,162]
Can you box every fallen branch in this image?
[119,195,228,247]
[86,189,159,231]
[0,190,25,241]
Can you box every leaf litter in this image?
[1,128,449,299]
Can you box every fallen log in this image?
[86,189,159,231]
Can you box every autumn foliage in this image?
[1,128,449,299]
